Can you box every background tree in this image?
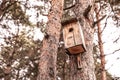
[37,0,64,80]
[95,4,106,80]
[0,0,48,80]
[94,0,120,79]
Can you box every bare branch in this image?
[113,35,120,43]
[93,15,106,27]
[105,48,120,56]
[101,15,110,33]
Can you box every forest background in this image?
[0,0,120,80]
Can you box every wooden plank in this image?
[72,22,82,45]
[61,17,77,26]
[67,45,85,54]
[63,21,86,54]
[77,21,87,51]
[77,54,82,69]
[63,23,74,48]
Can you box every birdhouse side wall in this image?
[77,21,87,51]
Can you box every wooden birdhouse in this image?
[62,18,86,55]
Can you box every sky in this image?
[103,20,120,77]
[94,16,120,77]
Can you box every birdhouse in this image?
[62,18,86,55]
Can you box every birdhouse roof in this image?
[61,17,77,26]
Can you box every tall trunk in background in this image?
[37,0,64,80]
[95,4,106,80]
[67,0,96,80]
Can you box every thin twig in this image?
[105,48,120,56]
[101,15,110,33]
[106,57,120,71]
[113,34,120,43]
[93,15,106,27]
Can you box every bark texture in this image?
[37,0,64,80]
[68,0,96,80]
[95,4,106,80]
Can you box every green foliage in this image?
[0,0,49,79]
[95,0,120,27]
[0,1,32,26]
[0,29,42,79]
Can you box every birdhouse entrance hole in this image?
[62,17,86,55]
[69,28,74,32]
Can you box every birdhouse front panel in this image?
[63,26,74,48]
[63,21,86,54]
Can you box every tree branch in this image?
[101,15,110,33]
[93,15,106,27]
[105,48,120,56]
[113,35,120,43]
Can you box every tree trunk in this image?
[95,4,106,80]
[68,0,96,80]
[37,0,64,80]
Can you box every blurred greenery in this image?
[0,0,119,80]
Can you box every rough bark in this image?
[67,0,96,80]
[95,4,106,80]
[37,0,64,80]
